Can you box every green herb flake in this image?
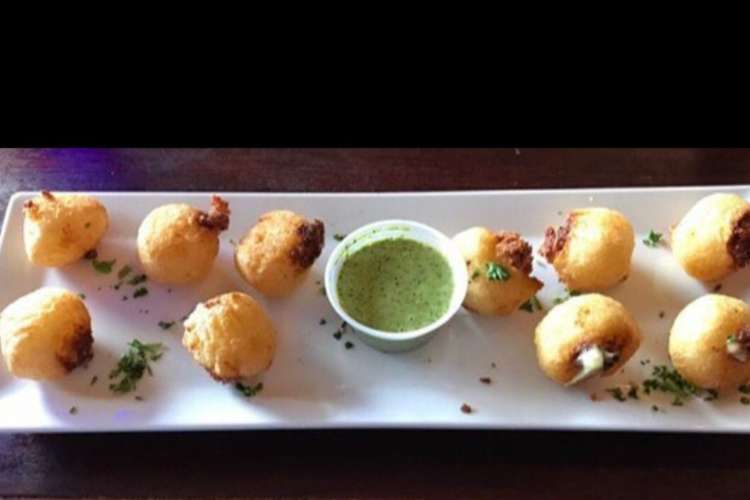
[90,375,98,386]
[345,341,354,349]
[235,382,263,398]
[486,262,510,281]
[741,397,750,405]
[69,406,78,415]
[333,331,342,341]
[643,230,663,248]
[627,384,639,400]
[133,287,148,299]
[642,365,699,405]
[78,293,86,300]
[319,285,326,296]
[334,233,347,241]
[704,389,719,402]
[92,258,116,274]
[651,405,660,412]
[520,295,544,313]
[606,387,627,402]
[134,395,144,401]
[158,321,175,330]
[739,384,750,394]
[319,318,327,326]
[471,270,481,281]
[128,274,147,286]
[108,339,165,394]
[553,288,580,305]
[117,265,133,280]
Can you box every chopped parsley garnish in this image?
[128,274,147,286]
[627,384,639,400]
[479,377,491,385]
[727,334,737,344]
[471,270,481,281]
[520,295,544,313]
[90,375,98,386]
[319,285,326,295]
[486,262,510,281]
[133,287,148,299]
[235,382,263,397]
[333,331,342,341]
[108,340,165,394]
[134,395,144,401]
[319,318,327,325]
[606,387,627,402]
[640,359,651,366]
[69,406,78,415]
[78,293,86,300]
[92,258,116,274]
[158,321,175,330]
[642,365,699,406]
[741,397,750,405]
[739,384,750,394]
[643,230,663,248]
[651,405,660,412]
[117,265,133,280]
[344,341,354,349]
[333,233,347,241]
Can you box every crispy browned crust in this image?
[290,219,325,269]
[198,195,231,232]
[56,326,94,372]
[495,231,533,275]
[728,210,750,268]
[41,190,55,201]
[540,215,574,263]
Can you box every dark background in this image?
[1,148,749,499]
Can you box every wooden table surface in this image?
[1,148,750,499]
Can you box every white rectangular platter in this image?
[2,187,750,433]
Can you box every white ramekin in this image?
[324,219,468,353]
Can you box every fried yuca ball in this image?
[137,196,230,285]
[534,294,641,386]
[669,294,750,390]
[182,292,276,382]
[453,227,542,315]
[0,287,93,380]
[540,207,635,292]
[671,193,750,282]
[23,191,108,267]
[235,210,325,298]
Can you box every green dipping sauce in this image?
[337,238,453,333]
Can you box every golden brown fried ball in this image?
[534,294,641,386]
[671,193,750,282]
[0,287,93,381]
[182,292,277,382]
[453,227,542,315]
[669,294,750,390]
[540,207,635,292]
[23,191,108,267]
[235,210,325,298]
[137,196,230,285]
